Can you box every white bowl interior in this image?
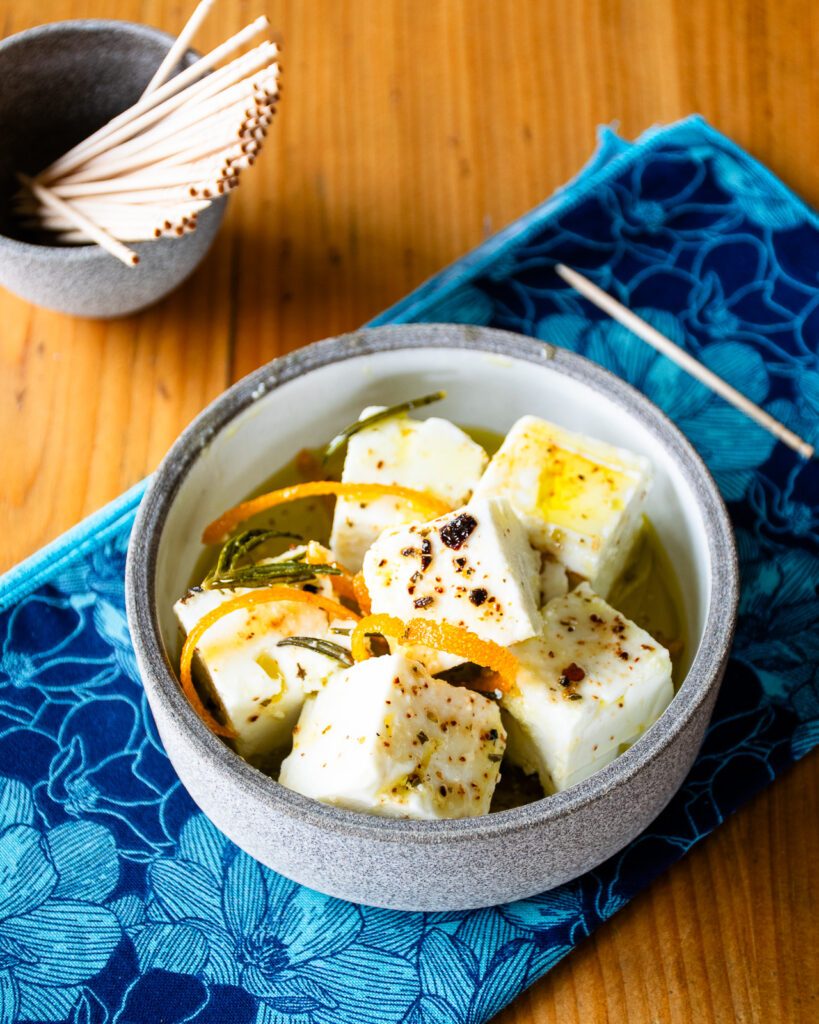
[155,347,710,683]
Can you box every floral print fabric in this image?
[0,116,817,1023]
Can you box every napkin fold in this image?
[1,115,817,1024]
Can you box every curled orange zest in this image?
[350,614,518,692]
[203,482,450,545]
[304,547,357,603]
[181,587,361,737]
[352,572,371,615]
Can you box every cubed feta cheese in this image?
[363,496,542,649]
[539,554,569,606]
[278,653,506,818]
[330,408,488,570]
[473,415,651,596]
[502,582,673,793]
[174,545,357,767]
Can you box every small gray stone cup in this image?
[0,20,227,318]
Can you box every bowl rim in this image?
[126,323,739,843]
[0,18,190,261]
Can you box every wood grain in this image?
[1,1,817,1021]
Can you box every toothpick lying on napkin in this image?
[555,263,814,460]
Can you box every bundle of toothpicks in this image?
[14,0,279,266]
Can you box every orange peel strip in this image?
[352,571,371,615]
[181,586,361,737]
[203,482,450,545]
[350,614,518,692]
[304,547,357,602]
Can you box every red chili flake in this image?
[560,662,586,684]
[439,513,478,549]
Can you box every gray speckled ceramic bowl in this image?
[126,324,738,910]
[0,21,226,318]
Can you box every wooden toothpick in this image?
[555,263,814,460]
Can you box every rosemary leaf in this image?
[205,561,340,591]
[323,390,447,462]
[276,636,354,666]
[207,528,304,583]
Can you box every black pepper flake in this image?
[454,557,467,568]
[568,693,583,701]
[401,547,416,557]
[439,785,448,797]
[469,588,488,606]
[488,754,502,763]
[190,585,204,594]
[378,559,387,568]
[618,650,630,661]
[487,728,499,741]
[414,596,434,609]
[420,538,432,571]
[417,730,429,744]
[302,584,319,594]
[590,614,603,624]
[439,513,478,549]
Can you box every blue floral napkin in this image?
[1,115,817,1024]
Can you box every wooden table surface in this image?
[2,1,817,1020]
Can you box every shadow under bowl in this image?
[0,20,226,318]
[126,324,739,911]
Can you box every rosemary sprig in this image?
[276,636,354,666]
[205,561,341,591]
[323,390,447,462]
[206,528,304,584]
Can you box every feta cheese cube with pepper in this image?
[362,496,542,650]
[501,582,673,794]
[330,407,488,570]
[473,415,651,596]
[174,545,357,767]
[278,653,506,818]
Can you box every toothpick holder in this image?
[0,20,227,318]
